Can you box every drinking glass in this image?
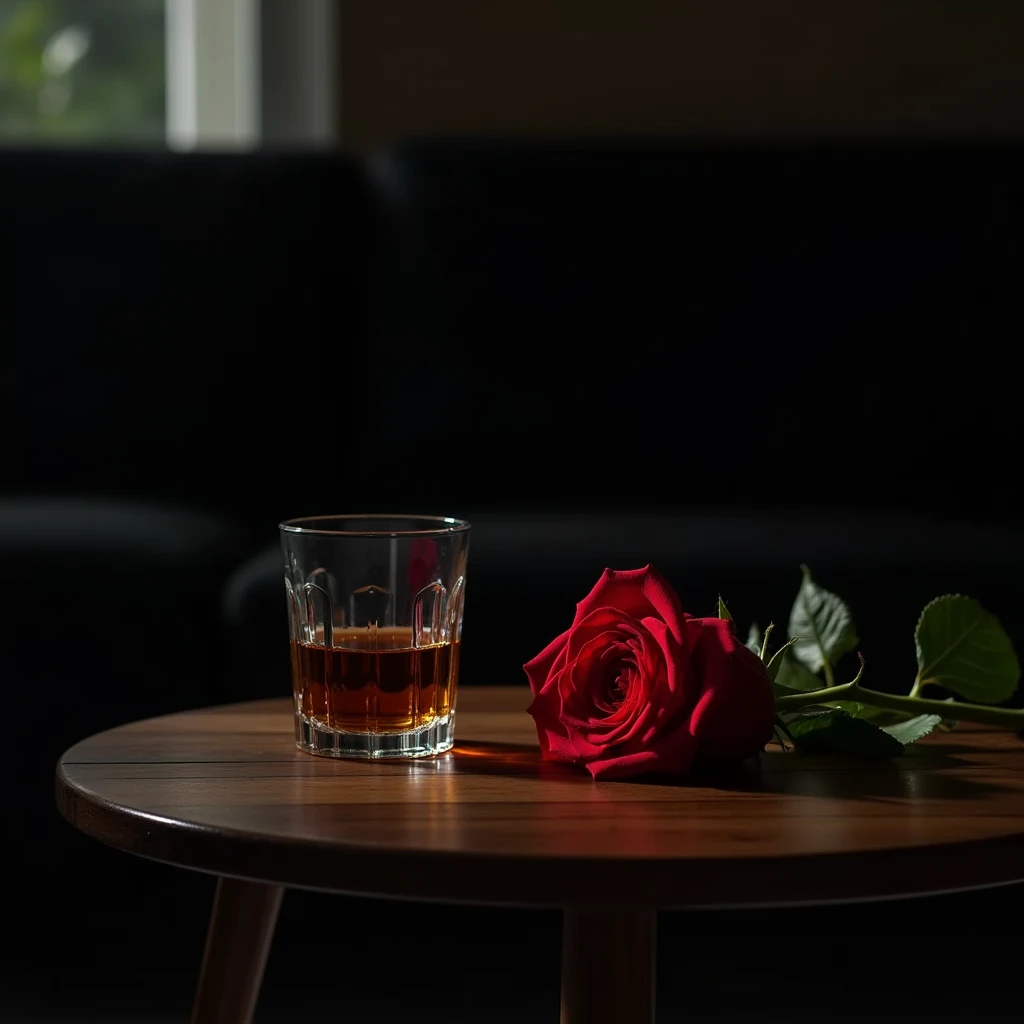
[280,515,470,758]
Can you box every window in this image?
[0,0,335,148]
[0,0,165,143]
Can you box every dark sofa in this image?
[3,141,1022,1018]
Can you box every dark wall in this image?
[339,1,1024,151]
[3,140,1023,1021]
[364,140,1022,520]
[2,148,368,534]
[5,142,1021,526]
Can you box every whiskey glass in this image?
[280,515,470,758]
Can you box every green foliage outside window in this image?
[0,0,164,142]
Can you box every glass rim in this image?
[278,514,471,538]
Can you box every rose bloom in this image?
[525,566,775,780]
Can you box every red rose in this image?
[524,566,775,780]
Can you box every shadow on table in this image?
[450,741,1009,801]
[691,750,1008,802]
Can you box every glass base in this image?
[295,712,456,759]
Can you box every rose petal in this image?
[639,615,687,698]
[561,632,634,725]
[585,723,697,779]
[557,605,695,752]
[589,656,657,747]
[565,607,636,665]
[685,617,775,760]
[559,617,656,741]
[523,628,572,696]
[525,674,597,763]
[573,566,689,646]
[591,642,636,715]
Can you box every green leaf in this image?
[771,677,811,699]
[915,595,1020,704]
[717,595,733,621]
[829,701,905,726]
[788,565,858,673]
[778,706,834,724]
[882,714,943,746]
[774,650,825,691]
[786,709,904,757]
[745,621,762,656]
[828,702,942,741]
[830,699,882,718]
[765,636,800,682]
[827,704,940,747]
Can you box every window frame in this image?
[165,0,336,150]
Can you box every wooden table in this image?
[56,687,1024,1024]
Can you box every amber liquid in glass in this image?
[291,626,459,733]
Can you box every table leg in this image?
[190,876,284,1024]
[560,908,656,1024]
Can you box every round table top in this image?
[56,687,1024,909]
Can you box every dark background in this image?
[2,141,1022,1022]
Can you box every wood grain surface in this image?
[189,877,282,1024]
[56,688,1024,908]
[560,908,655,1024]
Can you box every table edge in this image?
[55,758,1024,909]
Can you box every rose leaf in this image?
[785,709,904,757]
[828,700,904,725]
[772,679,809,698]
[718,595,733,621]
[827,703,942,743]
[914,595,1020,704]
[881,714,943,746]
[778,706,836,723]
[774,649,825,692]
[745,621,762,656]
[765,635,800,682]
[788,565,858,674]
